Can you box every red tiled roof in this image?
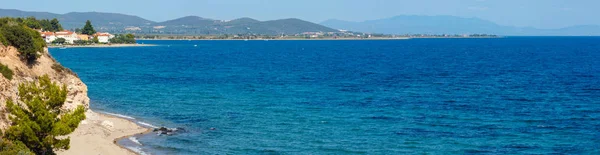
[55,30,74,35]
[94,32,112,36]
[41,32,55,36]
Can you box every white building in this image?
[41,32,56,43]
[55,30,80,44]
[94,32,114,43]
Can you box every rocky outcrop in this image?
[0,45,90,130]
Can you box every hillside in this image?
[0,9,154,31]
[150,17,338,35]
[0,8,337,35]
[59,12,155,28]
[249,18,339,35]
[157,16,217,26]
[321,15,600,36]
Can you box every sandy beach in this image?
[57,110,150,155]
[48,44,157,48]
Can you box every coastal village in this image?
[39,30,114,44]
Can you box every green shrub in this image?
[0,17,47,63]
[0,139,33,155]
[73,40,91,45]
[4,75,86,155]
[0,32,6,46]
[52,38,66,44]
[0,63,13,80]
[109,34,136,44]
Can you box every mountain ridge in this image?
[0,8,338,35]
[321,15,600,36]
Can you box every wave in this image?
[100,112,136,120]
[125,146,150,155]
[137,121,159,128]
[129,137,143,146]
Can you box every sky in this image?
[2,0,598,29]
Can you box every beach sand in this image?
[57,110,150,155]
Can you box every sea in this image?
[50,37,600,154]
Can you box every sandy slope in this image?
[57,110,149,155]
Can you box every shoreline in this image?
[136,36,502,41]
[137,37,411,41]
[48,44,157,48]
[58,110,153,155]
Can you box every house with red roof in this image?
[41,31,57,43]
[55,30,80,44]
[94,32,114,43]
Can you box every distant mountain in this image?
[0,9,60,19]
[0,9,154,31]
[224,17,261,25]
[321,15,600,36]
[157,16,216,26]
[153,17,337,35]
[0,8,337,35]
[59,12,155,28]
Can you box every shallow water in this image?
[51,38,600,154]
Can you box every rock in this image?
[153,127,186,136]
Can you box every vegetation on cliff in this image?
[3,75,86,155]
[0,17,83,154]
[0,63,13,80]
[0,139,33,155]
[0,17,48,63]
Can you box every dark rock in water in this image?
[153,127,186,136]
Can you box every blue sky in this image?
[3,0,598,29]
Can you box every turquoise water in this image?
[51,38,600,154]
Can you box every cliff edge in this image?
[0,45,90,130]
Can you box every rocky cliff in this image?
[0,45,90,130]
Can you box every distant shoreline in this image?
[48,44,157,48]
[136,37,411,41]
[136,36,503,41]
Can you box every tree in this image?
[92,36,99,44]
[52,38,66,44]
[39,19,53,32]
[4,75,86,155]
[0,23,45,63]
[23,17,41,29]
[81,20,95,35]
[108,34,136,44]
[50,18,63,32]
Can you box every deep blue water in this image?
[51,38,600,154]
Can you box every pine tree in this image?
[50,19,63,32]
[81,20,96,35]
[4,75,86,155]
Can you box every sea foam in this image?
[137,121,159,128]
[125,146,149,155]
[100,112,136,120]
[129,137,143,146]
